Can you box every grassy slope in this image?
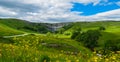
[0,23,24,36]
[0,21,120,61]
[0,18,49,33]
[64,21,120,45]
[0,18,91,55]
[12,34,91,55]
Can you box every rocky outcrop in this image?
[45,23,69,32]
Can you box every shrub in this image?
[0,36,3,38]
[64,32,70,36]
[58,28,65,34]
[71,31,80,39]
[71,27,81,39]
[103,39,120,52]
[99,26,106,30]
[40,55,50,62]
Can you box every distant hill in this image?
[63,21,120,32]
[0,18,50,33]
[63,21,120,46]
[0,18,120,37]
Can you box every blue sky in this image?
[0,0,120,23]
[71,2,120,16]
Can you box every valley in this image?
[0,18,120,62]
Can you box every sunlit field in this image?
[0,19,120,62]
[0,34,120,62]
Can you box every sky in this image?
[0,0,120,23]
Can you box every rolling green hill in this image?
[0,18,50,33]
[0,19,120,62]
[66,21,120,31]
[63,21,120,48]
[0,23,24,36]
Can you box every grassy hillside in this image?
[0,18,50,33]
[0,20,120,62]
[0,23,24,36]
[67,21,120,31]
[0,34,120,62]
[64,21,120,43]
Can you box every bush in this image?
[63,23,73,30]
[103,39,120,52]
[71,31,80,39]
[99,26,106,30]
[58,28,65,34]
[40,55,50,62]
[64,32,70,36]
[30,33,36,36]
[71,27,81,39]
[0,36,3,38]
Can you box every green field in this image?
[0,23,24,36]
[0,19,120,62]
[64,21,120,45]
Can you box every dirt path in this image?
[3,33,30,38]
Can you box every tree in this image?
[71,31,80,39]
[73,27,81,32]
[99,26,106,31]
[63,23,73,30]
[103,39,120,52]
[76,30,101,51]
[71,27,81,39]
[58,28,65,34]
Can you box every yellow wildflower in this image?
[44,60,46,62]
[67,60,71,62]
[76,59,79,62]
[0,53,2,57]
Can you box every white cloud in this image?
[73,0,101,5]
[86,9,120,21]
[15,0,102,23]
[0,6,17,16]
[0,0,120,23]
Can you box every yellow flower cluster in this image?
[0,35,119,62]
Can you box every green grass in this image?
[64,21,120,46]
[0,34,92,62]
[0,18,50,33]
[0,20,120,62]
[0,34,120,62]
[15,34,91,54]
[0,23,24,36]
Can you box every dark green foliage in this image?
[44,43,79,52]
[63,23,73,30]
[99,26,106,30]
[58,28,65,34]
[71,31,80,39]
[0,37,14,43]
[71,27,81,39]
[0,36,3,38]
[73,27,81,32]
[64,32,70,36]
[40,55,50,62]
[103,39,120,51]
[76,30,101,50]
